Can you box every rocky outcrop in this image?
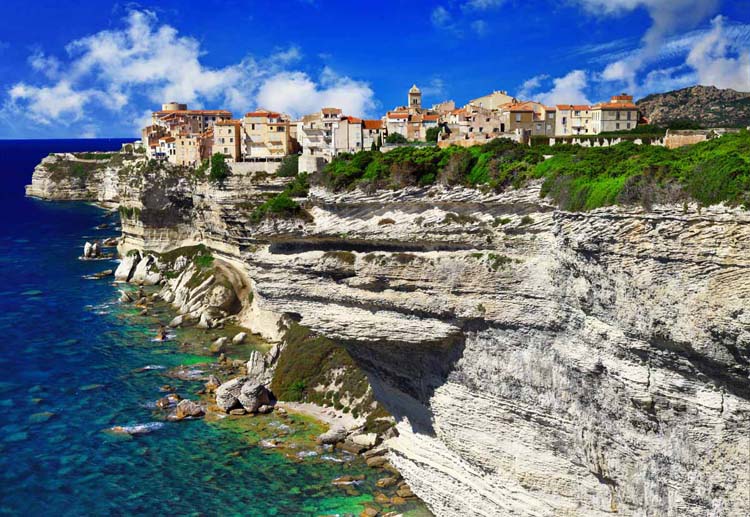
[30,153,750,516]
[637,85,750,127]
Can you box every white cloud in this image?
[5,10,376,133]
[517,74,549,99]
[28,50,62,79]
[431,6,452,28]
[255,67,376,118]
[463,0,505,10]
[687,16,750,91]
[8,81,100,124]
[521,70,591,105]
[420,77,447,98]
[574,0,720,85]
[471,20,488,36]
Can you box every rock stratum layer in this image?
[28,154,750,516]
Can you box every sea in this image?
[0,139,426,516]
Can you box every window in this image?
[224,147,228,153]
[220,138,225,144]
[616,123,620,130]
[548,113,554,119]
[535,123,541,131]
[574,111,580,116]
[627,123,631,129]
[515,114,521,122]
[627,111,632,120]
[616,112,621,120]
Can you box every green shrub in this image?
[386,133,408,144]
[209,153,230,185]
[276,154,299,177]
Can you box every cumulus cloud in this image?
[574,0,720,87]
[517,74,549,99]
[687,16,750,91]
[520,70,591,105]
[5,10,376,132]
[256,67,376,118]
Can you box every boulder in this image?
[83,242,93,258]
[245,350,269,383]
[173,255,188,271]
[209,337,228,354]
[232,332,247,345]
[131,255,161,286]
[215,376,248,412]
[156,393,181,409]
[257,404,273,414]
[91,241,101,257]
[173,399,204,420]
[366,455,388,468]
[205,374,221,392]
[350,432,379,448]
[168,315,184,328]
[206,284,237,312]
[317,425,348,445]
[115,252,140,281]
[237,382,271,413]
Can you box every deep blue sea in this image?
[0,140,422,516]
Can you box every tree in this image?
[375,134,382,150]
[426,126,441,142]
[386,132,408,145]
[209,153,230,186]
[276,154,299,177]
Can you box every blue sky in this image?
[0,0,748,138]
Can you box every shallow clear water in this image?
[0,140,427,516]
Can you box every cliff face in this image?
[28,158,750,516]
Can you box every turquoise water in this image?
[0,140,424,516]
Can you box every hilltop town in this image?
[140,85,642,173]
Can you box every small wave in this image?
[320,455,346,463]
[296,450,318,459]
[107,422,164,435]
[134,365,166,372]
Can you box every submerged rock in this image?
[209,337,228,354]
[232,332,246,345]
[170,399,204,420]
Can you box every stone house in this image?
[212,120,242,162]
[242,110,297,161]
[590,95,639,133]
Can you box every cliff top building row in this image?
[142,88,640,169]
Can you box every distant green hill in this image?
[637,85,750,128]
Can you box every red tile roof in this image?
[387,112,408,119]
[363,120,383,129]
[321,107,343,115]
[594,102,638,110]
[344,116,363,123]
[244,111,282,118]
[423,114,439,121]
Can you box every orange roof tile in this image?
[155,109,231,116]
[344,116,363,123]
[423,114,439,121]
[244,110,282,118]
[321,107,343,115]
[363,120,383,129]
[387,112,408,119]
[594,102,637,110]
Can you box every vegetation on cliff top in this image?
[315,130,750,211]
[249,172,310,223]
[271,323,391,432]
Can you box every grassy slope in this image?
[314,131,750,211]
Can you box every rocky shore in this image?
[28,146,750,516]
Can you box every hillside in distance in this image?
[637,85,750,128]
